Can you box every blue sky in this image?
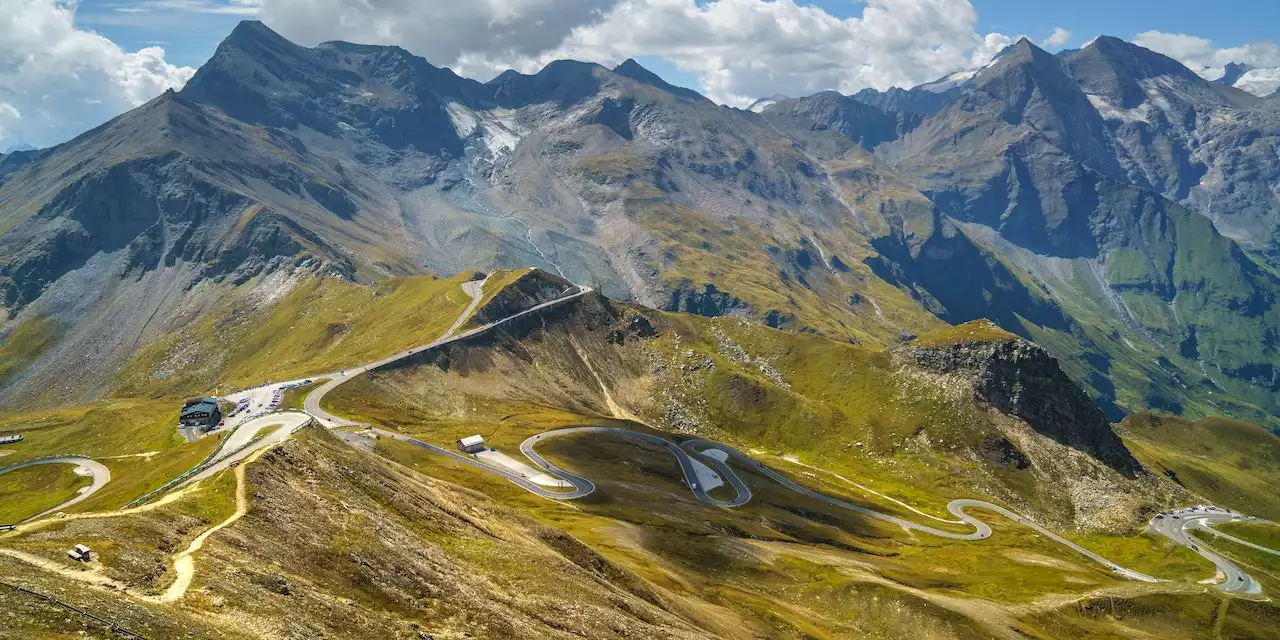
[76,0,1280,84]
[5,0,1280,150]
[620,0,1280,94]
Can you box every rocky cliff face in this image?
[904,337,1142,477]
[466,269,576,326]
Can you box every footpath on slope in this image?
[148,444,261,604]
[0,442,276,606]
[0,273,592,606]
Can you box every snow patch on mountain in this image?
[1087,94,1153,124]
[746,94,789,113]
[1233,68,1280,97]
[917,68,981,93]
[446,102,526,156]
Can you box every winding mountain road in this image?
[1149,508,1270,595]
[0,457,111,522]
[305,276,591,427]
[384,425,1163,582]
[13,270,1273,607]
[170,413,312,492]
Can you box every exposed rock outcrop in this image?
[903,336,1143,477]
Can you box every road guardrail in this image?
[0,453,94,475]
[121,418,315,509]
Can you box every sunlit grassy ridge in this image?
[0,316,59,387]
[1119,413,1280,519]
[910,320,1019,348]
[113,272,474,399]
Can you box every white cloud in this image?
[0,102,20,142]
[0,0,195,149]
[1134,30,1280,92]
[258,0,1013,105]
[1043,27,1070,49]
[970,32,1016,67]
[107,0,261,15]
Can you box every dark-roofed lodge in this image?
[180,398,222,430]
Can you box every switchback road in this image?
[304,277,591,427]
[1149,507,1271,595]
[389,426,1161,583]
[0,457,110,522]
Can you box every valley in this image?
[3,269,1277,639]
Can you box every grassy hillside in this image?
[0,316,59,388]
[315,292,1280,636]
[328,291,1182,535]
[1119,414,1280,519]
[1,277,1276,638]
[0,464,91,523]
[113,272,475,399]
[0,399,221,511]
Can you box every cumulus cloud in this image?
[970,32,1017,67]
[1134,30,1280,84]
[1043,27,1071,49]
[258,0,1012,106]
[258,0,615,71]
[107,0,262,15]
[0,0,195,149]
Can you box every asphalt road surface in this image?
[304,278,591,428]
[386,426,1160,583]
[521,427,751,506]
[171,412,312,492]
[0,457,111,522]
[373,428,595,498]
[1149,507,1268,595]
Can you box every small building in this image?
[457,435,485,454]
[0,434,21,445]
[68,544,92,562]
[180,398,222,430]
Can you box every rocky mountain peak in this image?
[223,19,295,51]
[612,58,709,103]
[1081,36,1206,83]
[902,332,1143,477]
[489,59,606,107]
[977,37,1071,89]
[1220,61,1256,86]
[1066,36,1258,109]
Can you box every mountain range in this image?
[1,21,1278,432]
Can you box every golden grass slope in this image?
[1120,414,1280,520]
